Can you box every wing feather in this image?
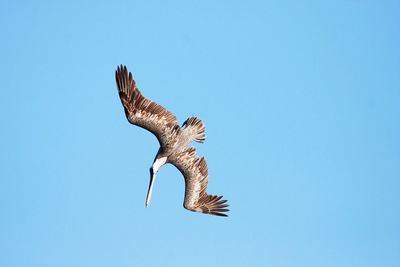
[169,147,229,217]
[115,65,179,147]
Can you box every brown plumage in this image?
[115,65,229,217]
[169,148,229,216]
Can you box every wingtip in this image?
[116,64,127,73]
[213,212,229,217]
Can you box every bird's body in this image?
[115,65,229,217]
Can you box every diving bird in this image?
[115,65,229,217]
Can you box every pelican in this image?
[115,65,229,217]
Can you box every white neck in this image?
[152,156,167,173]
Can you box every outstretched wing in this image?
[169,147,229,217]
[115,65,180,147]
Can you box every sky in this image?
[1,0,399,266]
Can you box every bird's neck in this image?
[152,156,167,173]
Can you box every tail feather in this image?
[182,117,206,143]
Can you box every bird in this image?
[115,65,229,217]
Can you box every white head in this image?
[145,156,167,208]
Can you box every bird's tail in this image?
[182,117,206,143]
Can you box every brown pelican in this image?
[115,65,229,217]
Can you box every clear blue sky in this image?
[1,1,399,266]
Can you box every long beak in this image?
[146,168,156,208]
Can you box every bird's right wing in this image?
[115,65,180,147]
[169,147,229,217]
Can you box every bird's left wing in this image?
[115,65,180,147]
[169,147,229,217]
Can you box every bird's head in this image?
[145,156,167,208]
